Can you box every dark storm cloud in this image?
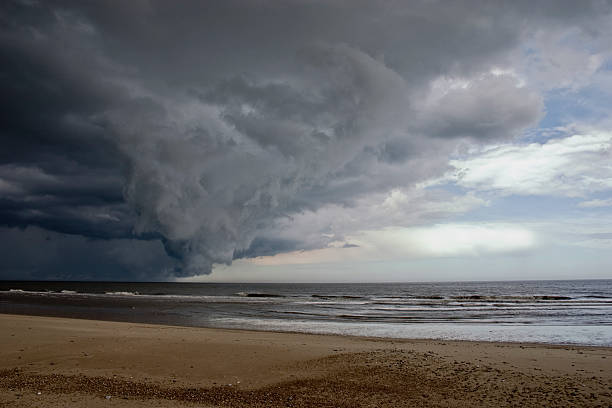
[1,0,610,279]
[0,0,132,245]
[0,226,175,281]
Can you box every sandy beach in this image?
[0,314,610,407]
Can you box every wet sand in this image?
[0,314,610,407]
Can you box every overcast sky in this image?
[1,0,612,282]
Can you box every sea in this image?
[1,280,611,346]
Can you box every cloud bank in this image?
[1,0,611,279]
[248,223,537,266]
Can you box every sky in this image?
[1,0,612,282]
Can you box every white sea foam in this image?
[209,317,612,347]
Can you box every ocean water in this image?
[1,280,611,346]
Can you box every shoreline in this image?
[1,313,611,407]
[2,307,611,348]
[2,310,611,350]
[2,279,611,347]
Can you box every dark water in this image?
[1,280,611,346]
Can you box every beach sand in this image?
[0,314,610,407]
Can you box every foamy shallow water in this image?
[209,317,612,346]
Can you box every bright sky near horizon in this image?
[1,0,612,282]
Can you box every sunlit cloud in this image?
[448,132,612,197]
[248,223,537,266]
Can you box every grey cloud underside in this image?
[0,0,609,279]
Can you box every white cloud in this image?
[578,198,612,208]
[248,223,537,266]
[253,186,488,254]
[448,132,612,197]
[354,224,537,259]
